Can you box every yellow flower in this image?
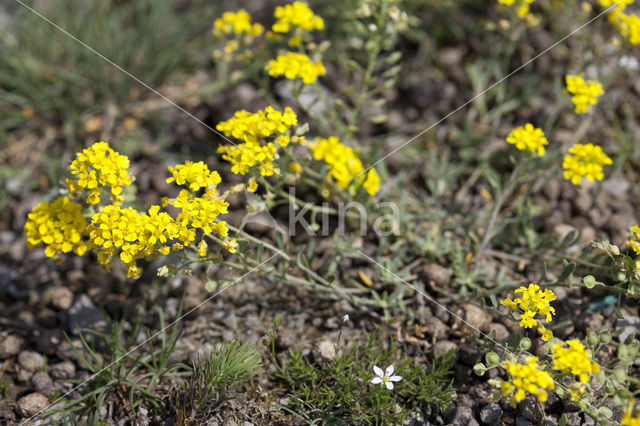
[216,106,298,144]
[501,284,556,336]
[552,339,600,384]
[506,123,548,156]
[216,106,303,176]
[87,204,178,278]
[266,52,326,85]
[272,2,324,33]
[609,10,640,45]
[497,0,535,19]
[212,10,263,38]
[197,240,208,257]
[627,224,640,255]
[311,136,381,196]
[562,143,612,185]
[289,162,303,174]
[66,142,132,205]
[170,189,230,242]
[247,178,258,193]
[363,169,381,196]
[223,239,238,253]
[167,161,222,192]
[496,356,555,405]
[24,197,88,258]
[622,399,640,426]
[565,75,604,114]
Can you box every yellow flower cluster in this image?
[88,205,177,278]
[212,10,263,61]
[552,339,600,384]
[623,400,640,426]
[627,224,640,255]
[212,10,263,38]
[493,356,555,404]
[272,2,324,33]
[601,0,640,45]
[266,52,326,85]
[311,137,381,196]
[66,141,132,205]
[26,141,238,278]
[167,161,222,192]
[562,143,612,185]
[497,0,535,18]
[24,197,88,258]
[216,106,304,176]
[171,189,230,240]
[501,283,555,340]
[565,75,604,114]
[506,123,548,156]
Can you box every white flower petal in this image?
[389,375,403,382]
[385,365,395,376]
[385,381,394,390]
[373,365,384,377]
[371,377,383,384]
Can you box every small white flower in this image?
[370,364,403,390]
[342,314,350,323]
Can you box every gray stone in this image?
[32,371,53,394]
[480,403,503,424]
[449,406,473,426]
[312,340,337,365]
[433,340,457,358]
[420,263,451,287]
[17,392,49,417]
[66,294,107,334]
[18,350,45,372]
[42,286,74,310]
[617,316,640,343]
[0,335,24,359]
[487,323,509,342]
[462,303,492,333]
[50,361,76,380]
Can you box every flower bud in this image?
[519,337,532,350]
[473,363,487,376]
[485,352,500,366]
[599,332,612,345]
[586,332,599,346]
[583,275,596,289]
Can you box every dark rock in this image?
[35,308,59,328]
[0,409,16,420]
[34,330,64,356]
[18,350,45,372]
[66,294,107,334]
[480,403,502,424]
[519,396,544,423]
[17,392,49,417]
[515,417,532,426]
